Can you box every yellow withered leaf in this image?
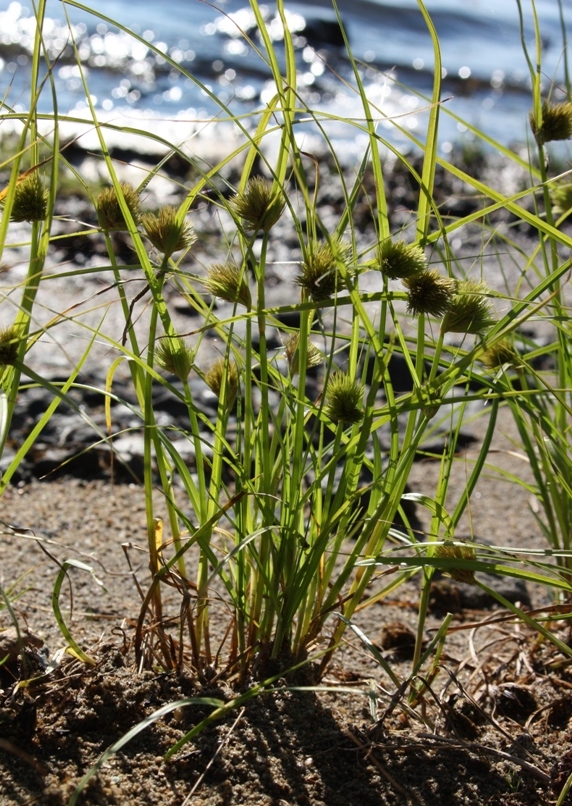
[0,156,52,204]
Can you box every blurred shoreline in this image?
[1,0,571,154]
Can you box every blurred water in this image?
[0,0,571,153]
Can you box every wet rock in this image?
[429,572,531,613]
[298,16,346,49]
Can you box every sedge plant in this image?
[2,2,572,768]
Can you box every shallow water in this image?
[0,0,571,153]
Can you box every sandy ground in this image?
[2,404,571,806]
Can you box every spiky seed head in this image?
[232,177,285,233]
[530,101,572,145]
[325,372,364,425]
[142,206,195,258]
[1,174,48,222]
[156,336,194,381]
[378,239,427,280]
[284,332,322,376]
[296,239,353,301]
[441,280,495,335]
[205,357,239,412]
[403,270,457,317]
[434,541,476,584]
[205,262,252,309]
[96,182,141,230]
[0,325,21,366]
[550,180,572,218]
[481,340,519,370]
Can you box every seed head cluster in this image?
[142,206,195,258]
[442,280,494,335]
[0,326,21,367]
[156,336,194,381]
[205,358,239,412]
[1,173,48,223]
[297,239,353,301]
[379,239,427,280]
[481,340,519,370]
[403,270,457,318]
[325,372,364,425]
[284,333,322,377]
[205,262,252,309]
[96,182,141,230]
[232,177,285,233]
[530,101,572,145]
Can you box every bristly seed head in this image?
[550,179,572,218]
[378,239,427,280]
[325,371,364,425]
[96,182,141,230]
[481,339,519,370]
[296,238,353,301]
[530,101,572,145]
[142,206,195,258]
[403,270,457,317]
[232,177,285,233]
[434,541,476,584]
[1,173,48,222]
[205,357,239,412]
[284,332,322,376]
[441,280,495,335]
[205,262,252,309]
[0,325,21,366]
[156,336,194,381]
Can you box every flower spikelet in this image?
[403,270,457,317]
[232,177,285,233]
[0,325,21,366]
[96,182,141,230]
[325,372,363,425]
[205,358,239,412]
[2,174,48,222]
[530,101,572,145]
[284,332,322,376]
[481,340,519,370]
[434,541,476,584]
[441,280,495,335]
[156,336,194,381]
[379,239,427,280]
[296,238,353,301]
[142,206,195,258]
[205,262,252,309]
[550,180,572,218]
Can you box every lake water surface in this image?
[0,0,571,153]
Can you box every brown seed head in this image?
[96,182,141,230]
[232,177,285,233]
[403,270,457,317]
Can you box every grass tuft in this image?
[1,0,572,773]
